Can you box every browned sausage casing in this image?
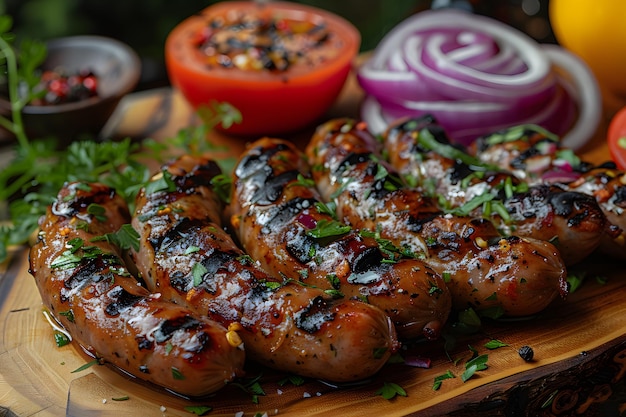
[29,182,245,397]
[470,126,626,260]
[230,137,451,340]
[382,116,607,266]
[306,118,569,317]
[131,155,399,382]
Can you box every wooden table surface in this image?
[2,73,626,417]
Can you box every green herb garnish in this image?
[306,219,351,239]
[461,354,489,382]
[91,224,140,252]
[111,396,130,401]
[192,262,208,287]
[171,367,185,380]
[432,370,455,390]
[184,406,212,416]
[376,382,407,400]
[0,26,240,263]
[71,359,100,373]
[484,339,508,350]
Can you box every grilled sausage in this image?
[230,137,451,340]
[468,125,595,184]
[29,182,245,397]
[131,155,399,382]
[470,125,626,259]
[382,116,607,265]
[306,118,569,317]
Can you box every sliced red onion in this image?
[357,8,601,149]
[541,45,602,150]
[296,213,317,229]
[404,355,432,368]
[364,82,577,146]
[540,169,582,184]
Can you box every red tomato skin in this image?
[164,1,360,136]
[608,106,626,170]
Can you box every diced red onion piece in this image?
[540,169,582,184]
[404,356,432,368]
[296,213,317,229]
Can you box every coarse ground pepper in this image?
[194,9,336,72]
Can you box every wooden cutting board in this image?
[2,76,626,417]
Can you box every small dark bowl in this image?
[0,35,141,141]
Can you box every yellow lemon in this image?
[550,0,626,112]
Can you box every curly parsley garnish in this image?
[0,21,240,263]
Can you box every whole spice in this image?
[518,345,534,361]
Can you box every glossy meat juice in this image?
[231,137,452,340]
[306,118,569,317]
[470,125,626,260]
[29,182,245,397]
[383,116,607,265]
[131,155,398,382]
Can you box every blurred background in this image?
[0,0,554,91]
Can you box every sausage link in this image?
[469,125,626,259]
[131,155,399,382]
[29,182,245,397]
[306,118,568,317]
[230,137,451,340]
[382,116,607,266]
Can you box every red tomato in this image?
[164,1,360,136]
[607,106,626,170]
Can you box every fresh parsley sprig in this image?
[0,20,241,263]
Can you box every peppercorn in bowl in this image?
[0,35,141,141]
[164,1,361,136]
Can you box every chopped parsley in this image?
[236,254,254,265]
[91,223,140,252]
[54,332,71,347]
[210,173,232,204]
[185,245,201,255]
[145,170,177,195]
[230,374,266,404]
[376,381,407,400]
[184,406,212,416]
[432,370,455,390]
[461,354,488,382]
[50,238,109,270]
[315,201,338,219]
[290,173,316,188]
[59,310,75,323]
[326,273,341,289]
[484,339,508,350]
[171,367,185,380]
[324,288,344,299]
[192,262,208,287]
[262,280,283,291]
[86,203,107,222]
[278,374,306,386]
[306,219,351,239]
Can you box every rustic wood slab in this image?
[2,71,626,417]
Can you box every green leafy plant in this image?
[0,16,241,262]
[0,15,47,147]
